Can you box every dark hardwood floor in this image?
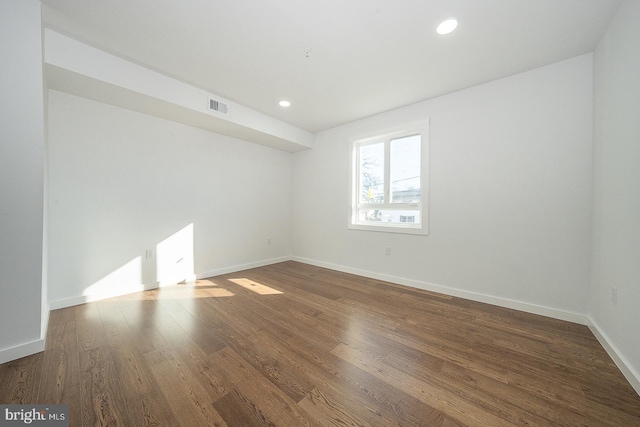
[1,261,639,426]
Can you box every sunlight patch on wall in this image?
[82,256,143,299]
[228,278,283,295]
[156,223,195,286]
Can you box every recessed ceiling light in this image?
[279,100,291,107]
[436,18,458,35]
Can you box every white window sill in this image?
[348,222,429,235]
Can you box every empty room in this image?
[1,0,639,425]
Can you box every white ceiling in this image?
[41,0,622,133]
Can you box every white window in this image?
[349,120,429,235]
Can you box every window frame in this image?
[348,119,429,235]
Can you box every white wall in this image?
[590,0,640,391]
[292,54,593,321]
[0,0,45,362]
[48,90,292,306]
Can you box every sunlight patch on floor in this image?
[228,278,283,295]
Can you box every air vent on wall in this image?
[208,97,229,115]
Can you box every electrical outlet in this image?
[611,287,618,305]
[145,249,153,260]
[385,247,391,256]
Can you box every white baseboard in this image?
[196,256,292,280]
[0,339,45,365]
[158,275,196,287]
[588,318,640,396]
[0,302,50,365]
[291,256,588,325]
[49,282,160,310]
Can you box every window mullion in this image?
[384,138,391,203]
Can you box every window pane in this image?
[358,142,384,203]
[390,134,421,203]
[358,209,421,225]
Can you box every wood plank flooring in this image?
[1,261,639,426]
